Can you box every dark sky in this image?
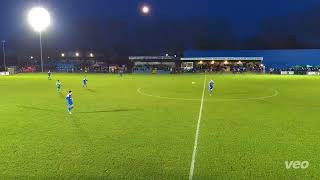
[1,0,320,56]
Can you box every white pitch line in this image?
[189,74,206,180]
[137,88,200,101]
[137,88,279,102]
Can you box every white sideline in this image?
[189,74,206,180]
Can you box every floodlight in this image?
[141,5,150,14]
[28,7,51,32]
[28,7,51,72]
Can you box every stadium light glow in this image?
[90,53,94,57]
[28,7,51,33]
[30,56,34,59]
[210,61,215,64]
[61,53,65,57]
[75,52,80,57]
[199,61,203,65]
[261,64,264,67]
[224,60,228,65]
[141,5,150,14]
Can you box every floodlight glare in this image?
[28,7,51,32]
[90,53,94,57]
[61,53,65,57]
[141,5,150,14]
[75,52,79,57]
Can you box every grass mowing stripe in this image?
[189,74,206,180]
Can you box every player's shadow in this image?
[66,114,92,145]
[17,105,58,112]
[86,89,96,93]
[18,105,141,114]
[58,92,65,98]
[78,108,141,114]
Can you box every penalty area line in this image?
[189,74,206,180]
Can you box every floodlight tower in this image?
[2,40,6,71]
[28,7,51,72]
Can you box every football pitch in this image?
[0,73,319,179]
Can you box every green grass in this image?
[0,73,319,179]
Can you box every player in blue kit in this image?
[209,80,214,96]
[66,91,74,114]
[83,77,88,88]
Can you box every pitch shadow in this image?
[78,108,141,114]
[87,89,96,93]
[18,105,141,114]
[17,105,59,112]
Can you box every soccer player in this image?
[83,77,88,88]
[56,80,62,92]
[119,68,124,77]
[48,70,52,80]
[209,80,214,96]
[66,91,74,114]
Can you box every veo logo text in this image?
[285,161,309,169]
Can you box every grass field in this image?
[0,73,320,179]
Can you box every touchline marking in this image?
[137,88,279,102]
[189,74,206,180]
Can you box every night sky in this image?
[1,0,320,58]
